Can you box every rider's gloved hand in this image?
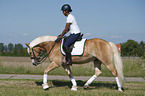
[55,35,62,43]
[55,37,61,43]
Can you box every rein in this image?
[35,42,57,66]
[26,42,57,66]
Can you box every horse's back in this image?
[85,38,111,52]
[86,38,109,44]
[84,38,113,63]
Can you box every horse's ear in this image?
[25,43,30,48]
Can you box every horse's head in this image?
[26,43,46,66]
[26,35,57,66]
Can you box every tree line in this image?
[121,40,145,57]
[0,39,145,57]
[0,43,29,56]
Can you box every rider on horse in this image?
[55,4,82,66]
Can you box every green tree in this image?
[121,40,138,56]
[8,43,14,51]
[13,43,24,56]
[23,48,29,56]
[0,43,4,55]
[13,44,18,56]
[4,45,7,51]
[0,43,29,56]
[17,43,24,56]
[121,40,145,57]
[139,41,145,57]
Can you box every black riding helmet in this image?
[61,4,72,12]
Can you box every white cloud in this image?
[110,35,123,38]
[23,33,28,36]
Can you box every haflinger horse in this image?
[26,35,124,92]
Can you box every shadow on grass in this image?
[35,80,117,89]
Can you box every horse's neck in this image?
[40,41,56,52]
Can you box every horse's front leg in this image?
[42,61,60,90]
[62,65,77,91]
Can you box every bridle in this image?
[30,48,47,66]
[26,42,57,66]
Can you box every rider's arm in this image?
[60,23,71,38]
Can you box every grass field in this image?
[0,79,144,96]
[0,56,145,96]
[0,56,145,77]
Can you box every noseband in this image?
[30,48,48,66]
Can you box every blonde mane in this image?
[29,35,57,48]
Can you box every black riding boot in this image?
[62,47,72,66]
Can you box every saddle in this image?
[61,34,86,56]
[63,34,84,50]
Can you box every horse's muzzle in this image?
[32,59,36,65]
[31,59,40,66]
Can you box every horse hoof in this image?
[42,83,49,90]
[118,88,123,92]
[71,86,77,91]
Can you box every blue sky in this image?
[0,0,145,47]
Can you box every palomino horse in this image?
[26,36,124,92]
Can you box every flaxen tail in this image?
[109,42,125,85]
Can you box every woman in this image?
[55,4,81,66]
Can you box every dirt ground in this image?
[0,74,145,82]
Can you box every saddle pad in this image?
[61,39,86,56]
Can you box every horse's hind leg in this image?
[105,63,123,91]
[105,63,117,77]
[106,63,123,91]
[84,59,102,88]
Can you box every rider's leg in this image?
[62,33,80,65]
[62,46,72,65]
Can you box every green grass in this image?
[122,58,145,77]
[0,79,144,96]
[0,57,144,96]
[0,56,145,77]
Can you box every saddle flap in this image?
[61,38,86,56]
